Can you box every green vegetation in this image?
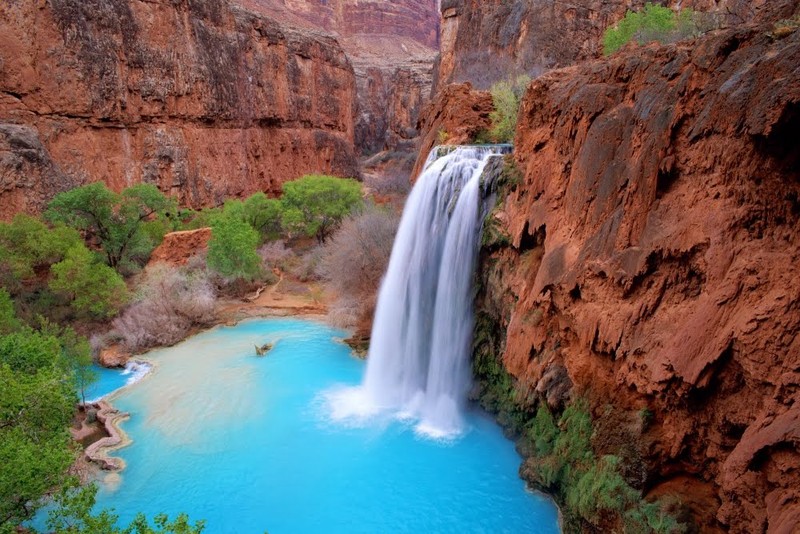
[45,183,175,272]
[281,175,363,244]
[207,214,262,280]
[481,75,530,144]
[49,245,129,318]
[471,311,684,532]
[602,3,699,55]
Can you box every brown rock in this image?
[470,26,800,532]
[409,83,494,180]
[0,0,359,219]
[98,345,130,368]
[148,228,212,267]
[437,0,800,90]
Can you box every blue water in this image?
[93,318,560,533]
[84,362,151,403]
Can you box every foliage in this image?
[603,4,699,55]
[0,290,21,335]
[113,264,216,353]
[207,214,261,280]
[49,245,129,318]
[486,75,530,143]
[45,183,175,271]
[45,483,206,534]
[243,193,283,241]
[0,326,75,530]
[436,129,450,145]
[0,215,83,293]
[280,175,363,243]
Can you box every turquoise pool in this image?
[94,318,560,533]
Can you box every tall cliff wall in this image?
[243,0,440,156]
[437,0,800,90]
[473,22,799,533]
[0,0,359,218]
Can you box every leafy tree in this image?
[0,215,83,293]
[45,183,175,271]
[243,193,283,240]
[281,175,363,243]
[0,328,75,530]
[207,215,261,280]
[486,75,530,143]
[49,245,129,318]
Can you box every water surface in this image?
[96,318,560,533]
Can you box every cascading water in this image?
[355,145,508,437]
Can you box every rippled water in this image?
[93,318,560,533]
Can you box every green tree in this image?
[0,215,83,293]
[45,183,175,271]
[0,328,75,530]
[0,290,20,335]
[487,75,530,143]
[207,215,261,280]
[281,175,363,243]
[243,193,283,240]
[49,245,129,318]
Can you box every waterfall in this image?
[360,145,508,437]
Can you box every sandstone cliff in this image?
[436,0,800,90]
[0,0,359,219]
[468,22,800,533]
[243,0,439,156]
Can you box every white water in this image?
[334,146,505,438]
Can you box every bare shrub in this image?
[112,264,216,353]
[317,205,399,327]
[258,240,295,271]
[89,330,122,357]
[292,246,325,282]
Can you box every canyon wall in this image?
[0,0,359,218]
[472,21,799,533]
[437,0,800,90]
[244,0,440,156]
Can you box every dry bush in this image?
[292,246,325,282]
[112,264,216,353]
[317,206,399,327]
[258,240,295,271]
[89,330,123,357]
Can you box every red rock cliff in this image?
[474,22,799,533]
[0,0,359,218]
[437,0,800,89]
[242,0,440,155]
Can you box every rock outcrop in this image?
[0,0,359,219]
[436,0,800,90]
[148,228,212,267]
[471,23,799,532]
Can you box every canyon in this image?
[0,0,439,219]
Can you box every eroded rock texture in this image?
[475,25,799,532]
[437,0,800,90]
[0,0,358,218]
[244,0,439,155]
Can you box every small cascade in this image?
[360,145,509,437]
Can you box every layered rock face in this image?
[473,25,799,532]
[437,0,800,90]
[0,0,358,219]
[244,0,439,155]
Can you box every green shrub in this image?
[207,214,261,280]
[603,4,699,55]
[486,75,531,143]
